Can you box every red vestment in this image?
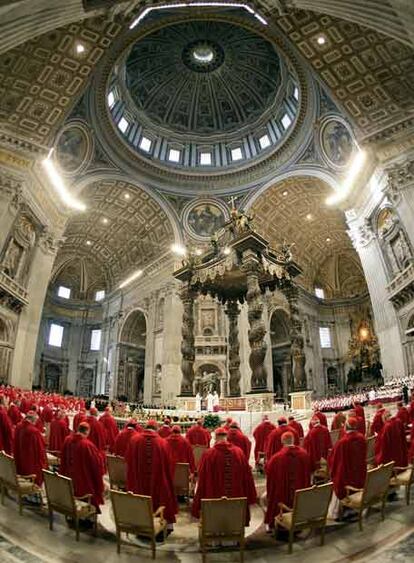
[86,415,107,455]
[331,413,345,430]
[73,411,86,432]
[253,420,276,463]
[303,425,332,471]
[375,417,408,467]
[186,424,210,447]
[99,413,119,453]
[192,441,257,523]
[41,405,54,423]
[14,420,47,485]
[288,420,304,439]
[7,404,22,425]
[370,408,385,435]
[227,428,252,460]
[329,431,367,499]
[396,406,410,428]
[60,433,105,509]
[114,427,137,457]
[48,418,70,453]
[354,404,365,421]
[409,401,414,422]
[165,433,196,473]
[309,411,328,428]
[0,406,13,454]
[265,445,311,526]
[126,430,178,523]
[266,426,298,460]
[158,425,172,439]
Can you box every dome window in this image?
[231,147,243,161]
[95,290,105,301]
[107,91,115,108]
[139,136,152,152]
[118,117,129,133]
[259,134,271,149]
[168,148,181,163]
[57,286,71,299]
[281,113,292,130]
[315,287,325,299]
[200,152,212,165]
[293,86,299,100]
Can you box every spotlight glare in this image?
[76,43,85,54]
[223,246,231,255]
[86,240,92,246]
[42,155,86,211]
[171,243,187,257]
[317,35,326,45]
[326,150,367,206]
[119,269,143,289]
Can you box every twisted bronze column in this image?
[225,299,241,396]
[179,286,197,395]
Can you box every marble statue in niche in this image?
[391,231,412,270]
[1,214,36,282]
[55,125,88,174]
[187,202,226,238]
[2,240,23,278]
[322,119,354,167]
[153,363,162,397]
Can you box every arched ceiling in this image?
[52,180,175,292]
[250,176,368,297]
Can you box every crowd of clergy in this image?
[0,386,414,538]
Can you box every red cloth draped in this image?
[253,420,276,463]
[354,404,365,421]
[114,427,137,458]
[158,425,173,439]
[309,411,328,428]
[331,413,346,430]
[375,417,408,467]
[265,426,298,460]
[125,430,178,524]
[409,401,414,422]
[303,425,332,472]
[41,405,54,423]
[86,416,107,461]
[48,418,70,453]
[186,424,210,447]
[396,406,410,428]
[265,445,311,526]
[0,406,13,454]
[328,431,367,499]
[165,433,196,473]
[73,412,86,432]
[60,433,105,509]
[7,404,22,426]
[99,413,119,453]
[288,420,304,439]
[14,420,47,485]
[370,408,385,435]
[192,441,257,523]
[227,429,252,460]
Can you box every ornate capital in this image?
[385,157,414,204]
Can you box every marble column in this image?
[161,284,183,403]
[286,285,307,391]
[225,299,241,396]
[243,249,268,391]
[179,285,197,396]
[10,231,58,389]
[143,296,156,404]
[386,158,414,248]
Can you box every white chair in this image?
[0,451,42,514]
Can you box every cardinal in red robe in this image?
[288,416,304,439]
[158,419,172,439]
[353,402,365,422]
[114,422,137,457]
[303,417,332,472]
[370,403,385,435]
[14,411,47,485]
[266,418,299,461]
[396,402,410,429]
[86,408,107,462]
[7,402,22,426]
[224,417,234,430]
[186,419,211,447]
[227,422,252,460]
[253,415,275,464]
[192,427,257,524]
[375,411,408,467]
[348,409,365,435]
[331,412,346,431]
[265,431,311,529]
[73,409,87,432]
[328,418,367,500]
[165,425,196,474]
[40,403,54,424]
[60,422,105,510]
[408,399,414,422]
[99,406,119,453]
[0,402,13,454]
[48,410,70,453]
[126,420,178,527]
[309,409,328,428]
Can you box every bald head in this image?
[281,432,295,446]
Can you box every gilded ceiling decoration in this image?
[53,179,175,291]
[250,176,367,297]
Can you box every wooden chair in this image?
[199,496,247,563]
[174,462,191,499]
[0,451,42,514]
[193,445,208,470]
[366,436,376,466]
[330,429,341,446]
[275,483,333,553]
[107,454,126,490]
[390,465,414,505]
[256,452,266,473]
[313,458,329,484]
[110,490,167,559]
[43,470,97,541]
[340,462,394,531]
[46,450,60,471]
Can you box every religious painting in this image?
[320,118,355,168]
[55,123,91,175]
[185,201,226,239]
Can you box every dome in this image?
[106,18,300,172]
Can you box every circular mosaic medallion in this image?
[55,122,92,175]
[184,200,227,240]
[319,117,355,169]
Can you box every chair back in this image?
[293,483,333,525]
[43,470,76,514]
[107,455,126,490]
[193,445,207,469]
[201,497,246,536]
[330,429,341,446]
[0,451,18,488]
[111,490,154,534]
[363,463,394,504]
[366,436,375,464]
[173,463,190,496]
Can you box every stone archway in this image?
[270,309,291,400]
[117,310,146,402]
[194,362,223,396]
